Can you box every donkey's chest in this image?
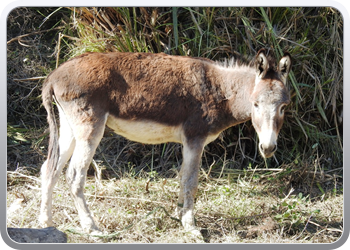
[106,115,183,144]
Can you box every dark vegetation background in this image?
[6,6,343,243]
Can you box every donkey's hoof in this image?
[89,229,103,236]
[39,215,54,228]
[183,224,202,237]
[182,227,204,242]
[187,228,202,237]
[84,225,102,235]
[86,228,106,242]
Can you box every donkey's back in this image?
[45,52,230,143]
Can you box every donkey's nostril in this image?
[259,143,277,157]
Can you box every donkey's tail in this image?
[42,80,59,180]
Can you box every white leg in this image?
[177,139,204,233]
[65,121,105,234]
[40,112,75,227]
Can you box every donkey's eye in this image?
[254,102,259,108]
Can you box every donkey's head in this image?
[250,49,292,158]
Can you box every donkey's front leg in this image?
[177,139,204,233]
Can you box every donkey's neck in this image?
[216,65,256,125]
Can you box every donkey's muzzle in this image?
[259,143,277,158]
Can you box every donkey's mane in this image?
[214,52,277,71]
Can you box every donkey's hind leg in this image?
[40,109,76,227]
[65,118,106,234]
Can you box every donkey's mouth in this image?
[259,143,277,158]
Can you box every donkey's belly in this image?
[106,115,183,144]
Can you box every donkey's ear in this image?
[278,52,292,85]
[255,49,269,80]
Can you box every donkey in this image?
[40,49,291,235]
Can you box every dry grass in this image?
[7,165,342,243]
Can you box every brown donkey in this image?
[40,49,292,235]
